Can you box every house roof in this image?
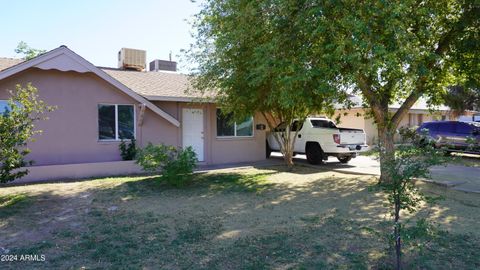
[0,57,24,71]
[0,54,210,103]
[390,98,450,111]
[344,95,451,112]
[1,48,451,114]
[0,46,180,127]
[101,68,203,102]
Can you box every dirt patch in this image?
[0,167,479,269]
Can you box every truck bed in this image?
[338,127,364,133]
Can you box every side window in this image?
[274,122,287,132]
[291,121,303,132]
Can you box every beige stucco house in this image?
[334,96,458,145]
[0,46,267,182]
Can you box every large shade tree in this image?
[186,0,348,167]
[300,1,479,268]
[306,0,480,182]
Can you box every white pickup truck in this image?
[266,117,369,164]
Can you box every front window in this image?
[0,100,11,115]
[98,104,135,141]
[216,109,253,137]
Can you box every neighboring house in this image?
[333,95,470,145]
[0,46,266,182]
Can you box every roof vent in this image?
[118,48,146,71]
[149,59,177,72]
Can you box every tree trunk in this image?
[282,129,295,170]
[378,127,396,183]
[394,193,402,270]
[284,149,294,169]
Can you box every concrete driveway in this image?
[270,153,480,193]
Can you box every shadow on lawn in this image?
[1,168,479,270]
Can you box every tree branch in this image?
[391,5,478,128]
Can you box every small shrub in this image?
[136,143,198,187]
[119,139,137,160]
[380,126,450,269]
[162,146,198,187]
[466,136,480,152]
[0,84,55,183]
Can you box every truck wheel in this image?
[337,156,352,164]
[266,141,272,158]
[306,143,324,165]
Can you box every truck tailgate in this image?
[338,128,365,144]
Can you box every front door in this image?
[182,108,205,161]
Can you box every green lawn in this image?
[1,166,479,269]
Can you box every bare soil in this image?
[1,165,479,269]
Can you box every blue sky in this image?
[0,0,201,70]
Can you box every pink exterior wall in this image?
[205,104,267,164]
[14,161,143,184]
[161,102,267,165]
[0,68,267,172]
[0,68,178,166]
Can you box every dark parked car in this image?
[417,121,480,153]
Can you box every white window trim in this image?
[98,103,136,142]
[216,113,255,138]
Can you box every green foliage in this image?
[0,194,30,219]
[0,193,28,208]
[187,0,349,167]
[443,85,480,113]
[466,135,480,152]
[301,0,479,185]
[203,172,274,193]
[14,41,46,60]
[162,146,198,187]
[135,143,198,187]
[309,2,478,265]
[0,84,55,183]
[379,127,450,268]
[135,143,172,172]
[119,139,137,160]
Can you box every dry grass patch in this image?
[0,166,479,269]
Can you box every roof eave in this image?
[144,95,216,103]
[0,46,180,127]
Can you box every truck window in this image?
[274,122,287,132]
[291,121,303,132]
[311,119,337,128]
